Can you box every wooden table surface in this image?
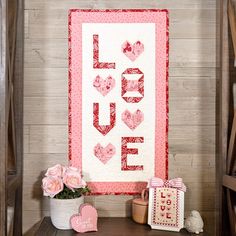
[35,217,209,236]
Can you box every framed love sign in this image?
[148,178,186,232]
[68,9,169,194]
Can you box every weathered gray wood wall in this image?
[23,0,217,234]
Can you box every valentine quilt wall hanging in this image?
[68,9,169,194]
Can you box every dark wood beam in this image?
[223,174,236,191]
[0,0,7,235]
[7,174,20,193]
[228,0,236,61]
[219,0,230,235]
[12,0,24,235]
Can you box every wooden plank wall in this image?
[23,0,217,234]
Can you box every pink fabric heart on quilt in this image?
[122,40,144,61]
[93,75,115,96]
[70,204,98,233]
[122,109,144,130]
[94,143,116,164]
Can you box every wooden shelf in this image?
[35,217,207,236]
[223,175,236,191]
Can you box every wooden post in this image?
[0,0,7,235]
[12,0,24,235]
[228,0,236,63]
[219,0,230,235]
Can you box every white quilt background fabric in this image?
[82,23,156,182]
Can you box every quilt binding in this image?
[68,9,169,195]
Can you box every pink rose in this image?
[63,166,86,191]
[42,176,63,198]
[45,164,64,177]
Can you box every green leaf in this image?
[53,185,90,199]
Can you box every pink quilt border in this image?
[68,9,169,195]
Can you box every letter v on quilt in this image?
[68,9,169,194]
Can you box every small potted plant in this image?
[42,164,90,229]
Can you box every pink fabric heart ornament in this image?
[70,204,98,233]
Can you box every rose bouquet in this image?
[42,164,90,199]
